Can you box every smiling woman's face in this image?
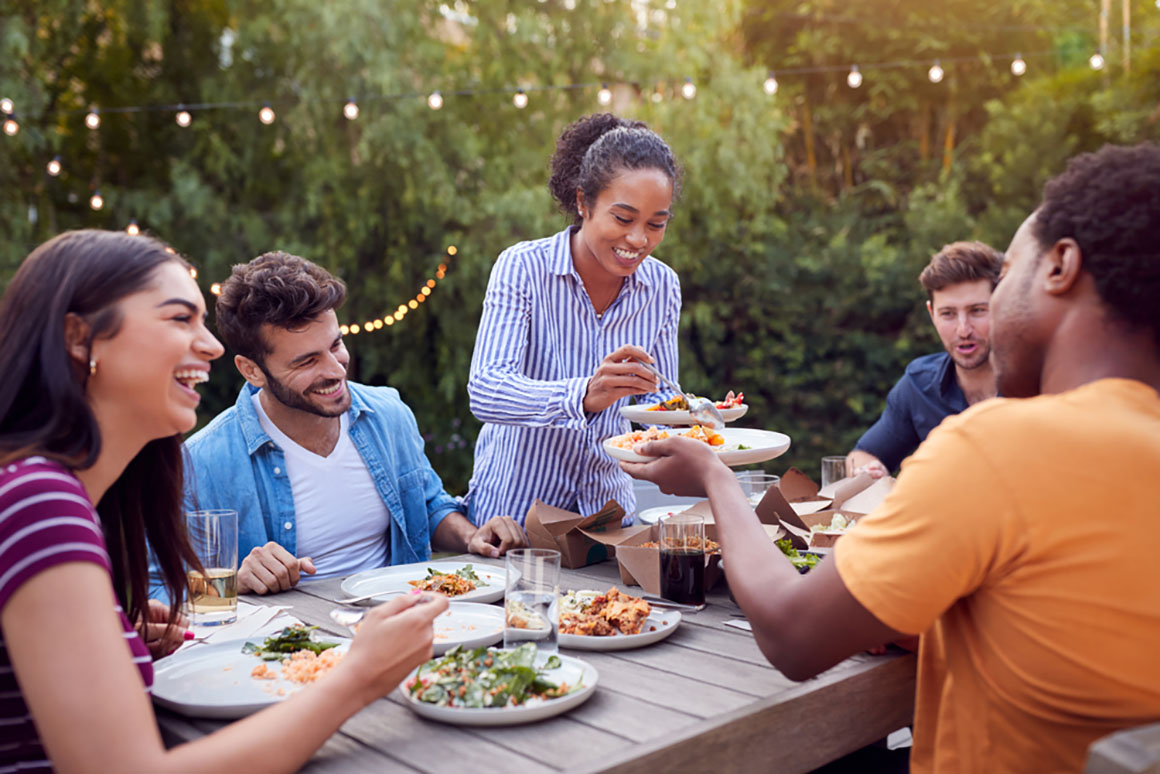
[576,167,674,279]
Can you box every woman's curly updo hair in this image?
[548,113,682,225]
[1033,142,1160,343]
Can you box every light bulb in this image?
[2,117,17,136]
[651,89,663,103]
[126,220,140,236]
[189,268,198,279]
[343,99,359,120]
[428,91,443,110]
[681,78,696,99]
[340,324,349,335]
[46,156,62,176]
[1011,55,1027,76]
[394,310,404,321]
[259,104,275,124]
[421,286,431,296]
[763,73,779,95]
[447,245,458,255]
[85,109,100,130]
[598,84,612,106]
[176,108,192,127]
[513,89,528,109]
[847,65,863,89]
[928,61,944,83]
[211,283,222,295]
[1089,53,1105,70]
[385,317,395,326]
[0,98,12,114]
[408,300,418,310]
[90,191,104,210]
[350,324,360,334]
[373,319,383,330]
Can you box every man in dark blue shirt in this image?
[848,242,1003,475]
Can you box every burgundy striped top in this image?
[0,457,153,773]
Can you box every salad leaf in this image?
[408,643,576,708]
[241,625,339,661]
[775,539,821,572]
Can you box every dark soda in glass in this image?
[660,548,705,605]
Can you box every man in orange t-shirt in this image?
[621,143,1160,773]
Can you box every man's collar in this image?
[235,381,370,455]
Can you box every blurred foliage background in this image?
[2,0,1158,488]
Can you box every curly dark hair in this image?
[1033,142,1160,341]
[919,241,1003,300]
[548,112,682,225]
[215,251,347,364]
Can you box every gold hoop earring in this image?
[89,359,97,376]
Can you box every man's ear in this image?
[63,313,91,368]
[235,354,266,388]
[1043,237,1083,296]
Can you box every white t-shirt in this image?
[252,392,390,579]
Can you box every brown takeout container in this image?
[524,499,650,569]
[613,521,724,596]
[755,467,894,550]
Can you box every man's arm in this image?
[431,512,528,558]
[852,377,922,473]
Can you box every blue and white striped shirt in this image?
[464,227,681,526]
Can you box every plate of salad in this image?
[400,643,598,726]
[340,561,509,605]
[620,391,748,426]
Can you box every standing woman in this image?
[0,230,446,772]
[465,113,683,525]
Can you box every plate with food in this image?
[620,391,748,426]
[552,588,680,651]
[401,642,597,726]
[340,561,508,605]
[433,602,506,655]
[635,505,694,525]
[603,426,791,467]
[152,625,349,719]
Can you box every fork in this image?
[633,358,726,430]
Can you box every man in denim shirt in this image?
[159,252,526,597]
[847,242,1002,476]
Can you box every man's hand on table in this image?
[238,541,316,594]
[467,516,528,558]
[618,436,727,498]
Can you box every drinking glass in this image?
[820,456,850,489]
[660,513,705,606]
[735,471,781,507]
[184,509,238,626]
[504,548,560,655]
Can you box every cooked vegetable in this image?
[776,539,821,572]
[409,565,487,596]
[241,624,340,661]
[406,643,575,708]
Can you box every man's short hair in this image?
[919,241,1004,301]
[1033,142,1160,342]
[215,251,347,363]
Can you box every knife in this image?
[638,594,706,612]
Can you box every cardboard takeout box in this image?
[524,499,650,569]
[613,522,726,596]
[755,467,894,550]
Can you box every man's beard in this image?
[260,368,348,418]
[947,340,991,371]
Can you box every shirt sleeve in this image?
[834,411,1026,635]
[854,375,923,472]
[467,252,591,430]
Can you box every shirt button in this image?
[283,521,293,531]
[273,467,281,475]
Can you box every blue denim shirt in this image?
[149,382,459,600]
[854,352,968,472]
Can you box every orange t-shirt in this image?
[835,378,1160,774]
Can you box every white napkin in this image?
[724,619,753,632]
[177,601,300,653]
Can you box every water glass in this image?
[504,548,560,655]
[820,456,850,489]
[184,509,238,626]
[735,471,781,507]
[660,513,705,606]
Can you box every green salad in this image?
[241,624,340,661]
[776,539,821,572]
[406,643,578,709]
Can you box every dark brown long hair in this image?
[0,230,201,626]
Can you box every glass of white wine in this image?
[185,509,238,626]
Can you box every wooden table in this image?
[156,556,916,774]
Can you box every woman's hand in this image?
[583,344,660,414]
[340,592,450,705]
[136,599,190,660]
[618,436,729,498]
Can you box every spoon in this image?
[632,358,726,430]
[329,592,443,633]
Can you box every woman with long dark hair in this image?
[0,230,447,772]
[464,113,683,525]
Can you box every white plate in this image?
[340,561,508,605]
[399,651,598,726]
[432,602,505,655]
[603,427,792,467]
[551,597,681,651]
[620,403,748,426]
[152,637,350,719]
[635,505,692,525]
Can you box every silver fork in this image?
[633,358,726,430]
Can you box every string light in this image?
[447,245,458,255]
[258,103,276,124]
[350,324,361,334]
[126,220,140,236]
[85,108,100,130]
[1089,53,1105,70]
[46,156,62,176]
[89,191,104,210]
[343,98,359,120]
[211,283,222,295]
[176,107,192,127]
[340,324,350,335]
[598,83,612,106]
[427,91,443,110]
[928,60,944,83]
[650,86,663,104]
[189,268,198,279]
[763,72,779,95]
[513,88,528,109]
[1011,54,1027,76]
[0,98,12,114]
[847,65,863,89]
[2,116,17,136]
[681,77,697,99]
